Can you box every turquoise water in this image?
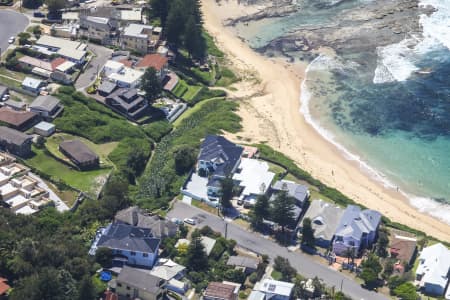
[233,0,450,223]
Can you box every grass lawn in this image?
[0,74,21,89]
[309,189,336,204]
[267,162,286,175]
[271,270,282,280]
[45,133,118,168]
[0,67,27,81]
[172,97,223,128]
[191,199,219,215]
[25,146,112,198]
[43,179,79,207]
[172,79,203,103]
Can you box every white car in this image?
[8,36,15,44]
[183,218,196,225]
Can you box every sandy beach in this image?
[201,0,450,242]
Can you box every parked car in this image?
[171,218,182,225]
[33,11,46,18]
[8,36,15,44]
[183,218,196,225]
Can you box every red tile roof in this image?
[119,59,133,68]
[0,278,10,295]
[136,54,168,70]
[51,57,67,71]
[390,236,417,264]
[104,290,118,300]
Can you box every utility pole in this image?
[340,279,343,292]
[224,222,228,239]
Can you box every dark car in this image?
[33,11,45,18]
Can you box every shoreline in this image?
[201,0,450,242]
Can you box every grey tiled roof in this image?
[117,266,165,293]
[97,223,160,253]
[227,256,259,269]
[302,199,344,242]
[272,180,309,204]
[199,135,243,177]
[30,95,61,112]
[0,126,32,145]
[335,205,381,240]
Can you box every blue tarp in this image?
[100,271,112,282]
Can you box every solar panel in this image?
[268,284,276,292]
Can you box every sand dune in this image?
[201,0,450,242]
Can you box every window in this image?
[126,286,130,290]
[117,283,122,287]
[143,253,148,257]
[130,251,136,256]
[116,250,122,254]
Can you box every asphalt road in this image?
[168,202,388,300]
[75,43,113,90]
[0,10,29,57]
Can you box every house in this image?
[0,107,40,131]
[300,199,344,248]
[79,15,118,45]
[107,67,144,88]
[105,88,148,119]
[0,85,9,100]
[50,23,78,39]
[0,277,10,298]
[89,223,160,268]
[415,243,450,296]
[390,231,417,272]
[33,121,56,137]
[121,24,162,54]
[3,100,26,111]
[271,180,309,208]
[18,56,66,78]
[115,206,178,238]
[29,95,64,120]
[98,80,118,97]
[0,126,32,157]
[150,258,188,294]
[115,266,166,300]
[253,279,294,300]
[163,72,179,92]
[204,282,239,300]
[35,35,87,64]
[103,60,126,77]
[332,205,382,256]
[21,77,45,95]
[197,135,243,198]
[174,236,216,256]
[227,256,259,274]
[59,140,99,170]
[136,54,169,80]
[232,158,275,207]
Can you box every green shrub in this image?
[143,120,173,142]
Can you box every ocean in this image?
[232,0,450,224]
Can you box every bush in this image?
[194,87,226,103]
[143,120,173,142]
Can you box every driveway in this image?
[168,202,388,300]
[75,43,113,90]
[0,10,29,57]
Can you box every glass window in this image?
[130,251,136,256]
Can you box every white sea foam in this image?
[373,0,450,84]
[300,55,450,225]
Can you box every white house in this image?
[102,60,125,77]
[415,243,450,296]
[107,67,144,88]
[253,279,294,300]
[89,223,160,268]
[33,121,56,137]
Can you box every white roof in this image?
[57,47,86,61]
[121,8,142,21]
[201,236,216,256]
[416,243,450,288]
[232,158,275,197]
[123,23,153,38]
[56,61,76,72]
[248,290,266,300]
[62,12,79,20]
[15,205,38,215]
[255,279,294,297]
[34,121,55,131]
[37,35,85,51]
[108,67,144,85]
[104,60,125,71]
[5,194,29,209]
[22,77,43,89]
[0,183,17,197]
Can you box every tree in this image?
[18,32,31,45]
[165,0,185,46]
[150,0,169,25]
[342,247,355,266]
[273,256,296,281]
[360,254,382,288]
[186,236,208,272]
[94,247,113,268]
[301,218,315,248]
[77,276,96,300]
[270,191,296,232]
[23,0,44,8]
[251,194,270,229]
[393,282,419,299]
[183,15,206,59]
[360,268,378,287]
[220,177,234,209]
[140,67,162,102]
[375,227,389,258]
[174,145,197,174]
[46,0,66,15]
